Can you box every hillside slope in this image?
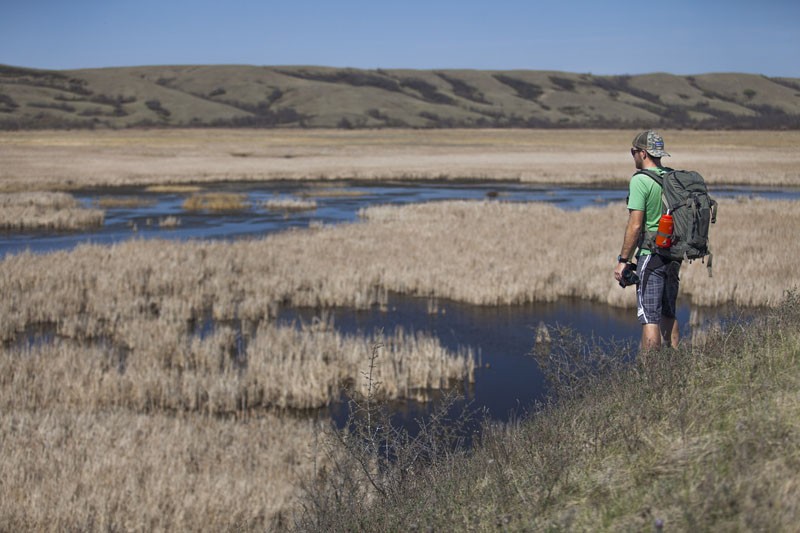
[2,64,799,129]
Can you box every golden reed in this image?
[0,191,104,230]
[0,408,326,530]
[0,198,795,345]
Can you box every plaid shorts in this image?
[636,253,681,325]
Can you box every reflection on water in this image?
[3,180,799,257]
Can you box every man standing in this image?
[614,130,681,351]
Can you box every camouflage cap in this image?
[632,130,670,158]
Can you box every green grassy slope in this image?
[2,64,799,129]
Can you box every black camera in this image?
[619,263,640,288]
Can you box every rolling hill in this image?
[1,64,799,130]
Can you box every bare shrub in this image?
[296,343,476,531]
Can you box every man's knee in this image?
[642,323,662,351]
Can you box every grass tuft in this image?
[158,215,181,227]
[183,192,249,211]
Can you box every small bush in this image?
[400,77,456,105]
[0,93,19,111]
[436,73,490,104]
[493,75,543,101]
[549,76,576,91]
[145,99,171,118]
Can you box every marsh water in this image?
[3,180,799,257]
[2,180,784,421]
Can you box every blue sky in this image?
[2,0,799,76]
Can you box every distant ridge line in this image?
[1,64,799,130]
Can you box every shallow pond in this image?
[278,294,750,427]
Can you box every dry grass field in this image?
[0,408,324,530]
[1,129,798,192]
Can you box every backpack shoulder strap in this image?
[635,169,663,187]
[634,169,669,213]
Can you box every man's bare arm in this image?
[619,209,644,261]
[614,209,644,282]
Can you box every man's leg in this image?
[659,260,681,348]
[660,316,679,348]
[637,255,664,353]
[641,324,662,351]
[642,317,679,353]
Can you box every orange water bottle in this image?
[655,213,673,248]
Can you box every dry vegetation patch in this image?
[95,195,155,208]
[1,129,797,191]
[183,192,249,211]
[0,408,323,530]
[0,191,104,230]
[1,323,473,412]
[158,215,181,227]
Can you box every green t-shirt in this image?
[627,166,671,256]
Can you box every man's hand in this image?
[615,209,644,284]
[614,261,627,283]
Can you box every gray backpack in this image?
[638,169,718,275]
